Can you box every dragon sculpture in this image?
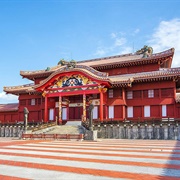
[58,59,76,68]
[136,45,153,58]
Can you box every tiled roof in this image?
[109,68,180,86]
[4,83,36,95]
[109,68,180,82]
[20,48,174,80]
[78,54,142,67]
[0,103,18,112]
[78,48,174,68]
[5,67,180,93]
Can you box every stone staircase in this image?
[26,121,84,135]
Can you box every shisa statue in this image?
[88,101,94,131]
[24,107,29,128]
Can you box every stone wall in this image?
[93,123,180,140]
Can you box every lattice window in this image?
[127,91,133,99]
[148,90,154,98]
[108,89,113,98]
[31,99,36,106]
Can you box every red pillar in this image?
[82,93,86,122]
[122,88,126,120]
[67,105,69,120]
[100,91,103,122]
[105,105,108,120]
[44,96,48,123]
[59,96,62,125]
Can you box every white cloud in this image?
[114,37,126,47]
[134,28,140,34]
[110,32,117,38]
[94,48,106,56]
[0,92,18,104]
[94,33,129,57]
[131,28,140,36]
[148,18,180,67]
[120,47,133,54]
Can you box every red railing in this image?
[22,133,84,140]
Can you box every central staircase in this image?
[22,121,85,140]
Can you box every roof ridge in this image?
[77,53,133,64]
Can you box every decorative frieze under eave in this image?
[134,76,177,83]
[111,83,132,88]
[110,78,134,88]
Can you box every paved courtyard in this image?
[0,138,180,179]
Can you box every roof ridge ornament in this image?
[136,45,153,58]
[58,59,76,69]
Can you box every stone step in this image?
[29,124,85,135]
[65,121,81,126]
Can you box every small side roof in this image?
[0,103,18,112]
[4,83,36,95]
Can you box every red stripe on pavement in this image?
[0,151,180,170]
[0,159,179,180]
[0,140,49,147]
[0,175,29,180]
[5,146,180,161]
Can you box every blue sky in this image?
[0,0,180,103]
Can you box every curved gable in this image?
[35,65,110,92]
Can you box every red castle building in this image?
[1,46,180,125]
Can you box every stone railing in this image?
[93,123,180,140]
[21,133,84,140]
[0,125,24,138]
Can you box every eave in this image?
[109,67,180,87]
[0,103,19,112]
[3,83,41,96]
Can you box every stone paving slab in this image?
[0,138,180,179]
